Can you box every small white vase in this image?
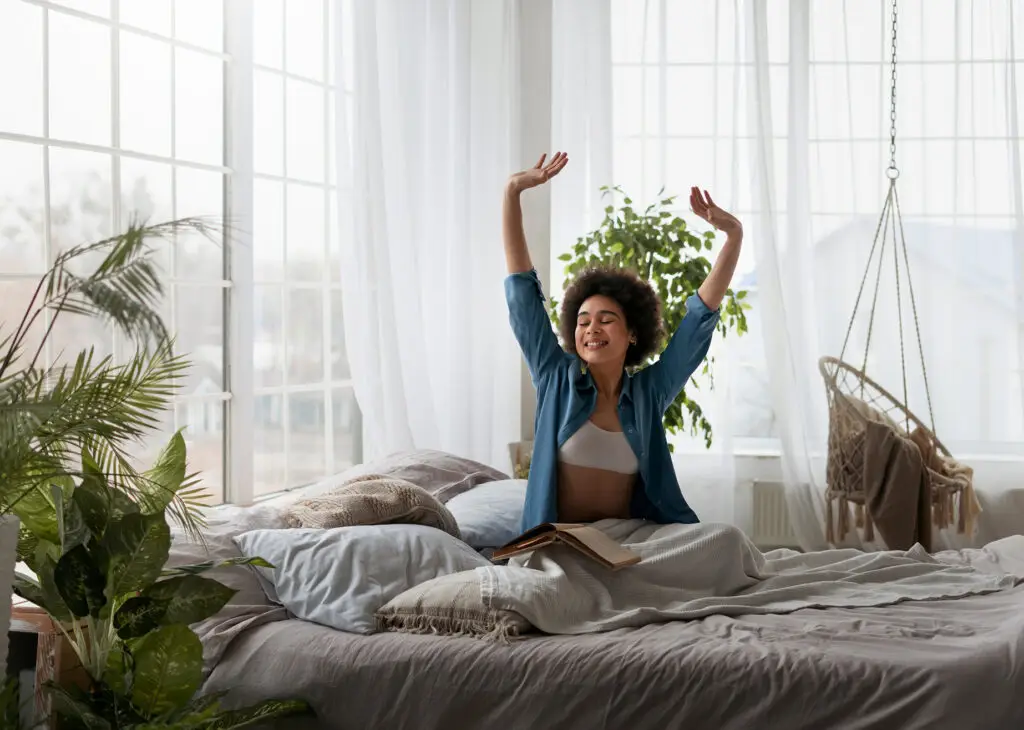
[0,514,21,673]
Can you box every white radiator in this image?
[750,480,799,549]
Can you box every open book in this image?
[492,523,641,570]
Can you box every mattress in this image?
[204,582,1024,730]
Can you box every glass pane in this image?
[49,13,111,145]
[285,0,324,81]
[254,285,284,388]
[253,70,284,176]
[2,281,48,371]
[120,157,174,273]
[286,287,323,384]
[665,67,716,136]
[330,289,349,381]
[338,0,355,90]
[48,147,113,259]
[175,284,223,391]
[174,0,223,52]
[253,0,283,69]
[285,78,325,182]
[176,400,224,505]
[120,32,172,156]
[174,166,223,280]
[288,391,326,486]
[175,48,224,165]
[50,299,114,369]
[331,387,358,471]
[665,1,716,63]
[53,0,110,18]
[0,140,45,273]
[254,394,286,495]
[253,178,285,278]
[0,2,43,136]
[120,0,172,36]
[327,194,340,282]
[610,0,660,63]
[285,184,325,280]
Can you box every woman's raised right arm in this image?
[502,152,567,273]
[503,152,569,383]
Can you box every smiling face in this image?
[574,294,633,368]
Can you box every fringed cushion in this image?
[375,570,533,642]
[285,473,461,538]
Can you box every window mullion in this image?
[224,0,255,505]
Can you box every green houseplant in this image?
[13,437,308,729]
[551,187,751,449]
[0,219,311,727]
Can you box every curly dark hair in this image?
[559,266,665,368]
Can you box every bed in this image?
[202,545,1024,730]
[187,454,1024,730]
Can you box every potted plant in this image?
[0,220,215,670]
[551,187,751,449]
[1,218,312,727]
[13,436,309,728]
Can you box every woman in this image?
[503,151,743,532]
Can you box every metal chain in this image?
[887,0,899,175]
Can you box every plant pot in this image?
[0,514,20,674]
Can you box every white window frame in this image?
[0,0,361,506]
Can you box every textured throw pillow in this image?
[284,474,461,538]
[298,449,510,505]
[376,569,533,641]
[445,479,527,549]
[233,524,491,634]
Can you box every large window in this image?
[0,0,359,504]
[610,0,1024,460]
[609,0,780,453]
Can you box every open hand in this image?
[690,187,742,236]
[508,152,568,194]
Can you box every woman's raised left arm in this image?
[691,187,743,311]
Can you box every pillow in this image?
[168,503,290,676]
[296,449,510,505]
[284,474,460,537]
[375,569,533,641]
[444,479,527,549]
[232,524,490,634]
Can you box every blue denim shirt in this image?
[505,269,720,531]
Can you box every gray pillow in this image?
[304,449,510,504]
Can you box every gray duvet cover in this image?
[204,583,1024,730]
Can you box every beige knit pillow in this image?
[375,569,533,642]
[284,473,461,538]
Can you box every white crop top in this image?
[558,420,639,474]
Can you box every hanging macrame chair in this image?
[818,0,979,550]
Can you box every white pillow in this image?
[232,524,489,634]
[444,479,527,549]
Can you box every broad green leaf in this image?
[145,575,235,627]
[161,556,273,577]
[57,488,89,554]
[53,544,107,618]
[130,624,203,718]
[138,430,188,515]
[115,595,171,640]
[45,682,112,730]
[198,698,314,729]
[35,554,73,621]
[12,573,50,613]
[9,474,72,544]
[102,512,171,599]
[102,641,131,694]
[73,477,113,540]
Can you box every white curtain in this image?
[332,0,522,470]
[745,0,1024,549]
[597,0,1024,547]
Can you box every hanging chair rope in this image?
[819,0,979,549]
